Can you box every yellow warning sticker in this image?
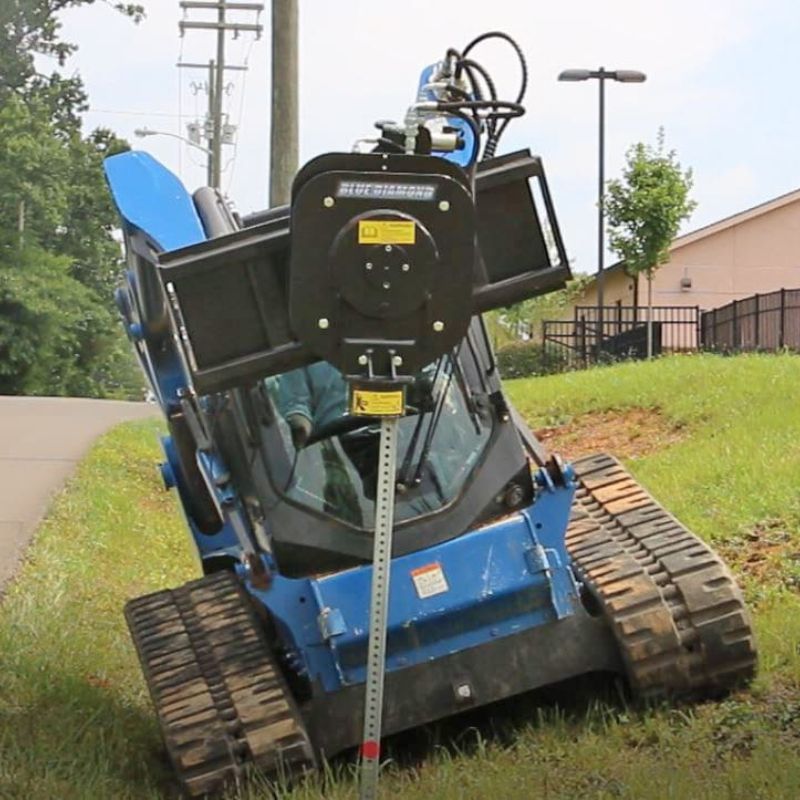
[350,389,405,417]
[358,220,416,245]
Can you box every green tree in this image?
[0,245,141,397]
[44,127,131,296]
[0,93,70,247]
[485,275,591,349]
[0,2,144,89]
[605,128,697,357]
[0,0,145,397]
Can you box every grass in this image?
[1,352,799,799]
[0,420,195,799]
[507,351,800,604]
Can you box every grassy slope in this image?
[0,421,196,799]
[509,352,800,553]
[1,354,799,799]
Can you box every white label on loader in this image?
[411,563,449,599]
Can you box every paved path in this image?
[0,396,157,593]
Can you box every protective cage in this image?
[158,149,570,395]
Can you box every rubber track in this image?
[566,454,757,700]
[125,570,316,797]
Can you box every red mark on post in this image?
[360,740,380,760]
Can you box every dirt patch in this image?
[718,519,800,593]
[534,407,685,461]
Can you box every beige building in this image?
[573,187,800,312]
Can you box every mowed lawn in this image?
[1,353,799,799]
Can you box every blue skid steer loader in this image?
[106,32,756,798]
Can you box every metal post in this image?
[211,3,226,189]
[359,417,399,800]
[646,274,653,359]
[754,293,760,350]
[597,71,606,347]
[207,59,216,187]
[695,306,701,352]
[269,0,299,206]
[579,315,587,364]
[558,66,645,349]
[711,307,717,350]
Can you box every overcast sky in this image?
[54,0,799,275]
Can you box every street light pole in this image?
[598,71,606,328]
[558,67,646,354]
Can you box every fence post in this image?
[711,308,717,350]
[695,306,701,351]
[732,299,739,350]
[754,293,760,349]
[779,288,786,349]
[578,316,587,364]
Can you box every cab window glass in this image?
[265,359,490,528]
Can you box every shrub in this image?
[496,341,570,379]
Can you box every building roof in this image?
[669,186,800,250]
[584,185,800,282]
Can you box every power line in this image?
[225,35,257,192]
[178,32,186,177]
[87,108,195,118]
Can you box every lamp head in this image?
[558,69,591,82]
[614,70,647,83]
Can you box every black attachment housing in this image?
[158,149,569,395]
[289,152,475,380]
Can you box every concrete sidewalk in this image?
[0,396,157,592]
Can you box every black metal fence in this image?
[542,305,700,369]
[700,289,800,351]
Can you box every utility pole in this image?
[178,1,264,189]
[269,0,298,206]
[207,59,216,187]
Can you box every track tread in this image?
[566,454,757,700]
[125,570,316,797]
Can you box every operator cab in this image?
[237,313,535,577]
[264,354,492,529]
